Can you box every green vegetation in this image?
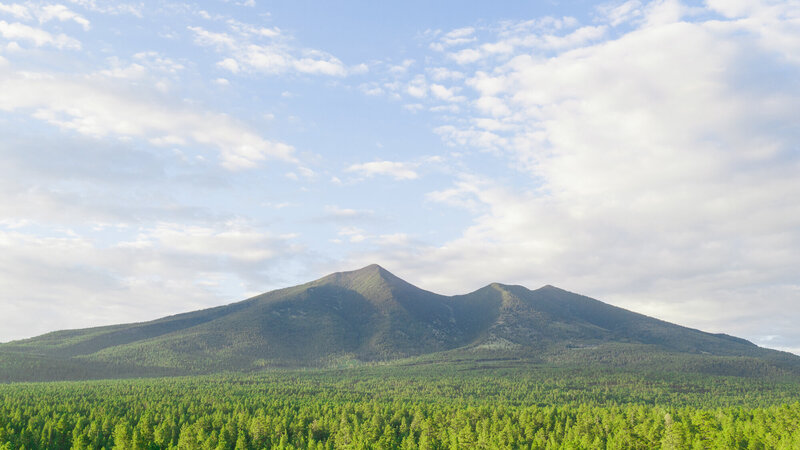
[1,363,800,449]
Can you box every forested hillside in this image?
[2,265,797,382]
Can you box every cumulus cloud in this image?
[359,0,800,351]
[346,160,419,180]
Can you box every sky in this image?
[0,0,798,354]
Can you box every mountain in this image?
[1,264,797,382]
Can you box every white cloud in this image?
[0,3,91,30]
[293,51,348,76]
[0,3,31,20]
[189,24,351,76]
[188,26,237,48]
[449,47,483,64]
[428,66,464,81]
[132,51,185,74]
[472,117,515,132]
[66,0,143,17]
[95,61,147,79]
[337,226,367,243]
[425,176,484,212]
[226,19,281,38]
[430,83,465,102]
[122,221,290,263]
[346,160,419,180]
[360,83,383,96]
[389,58,414,74]
[297,166,315,178]
[429,104,460,113]
[322,205,372,220]
[0,67,295,169]
[376,233,410,246]
[217,57,240,73]
[350,62,369,74]
[434,125,507,151]
[430,26,476,51]
[406,74,427,98]
[641,0,694,27]
[705,0,766,18]
[596,0,643,26]
[0,20,81,49]
[705,0,800,64]
[38,4,90,30]
[441,17,608,66]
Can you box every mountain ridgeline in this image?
[1,265,797,381]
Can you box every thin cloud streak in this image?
[0,67,295,170]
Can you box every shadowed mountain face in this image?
[0,265,796,381]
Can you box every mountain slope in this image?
[474,283,760,355]
[1,264,797,381]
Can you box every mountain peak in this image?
[328,263,395,282]
[352,263,389,276]
[313,264,412,301]
[538,284,570,292]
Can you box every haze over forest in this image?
[0,0,798,357]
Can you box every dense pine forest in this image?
[2,362,800,449]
